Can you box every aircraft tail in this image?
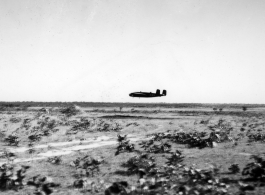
[156,89,160,95]
[162,90,167,96]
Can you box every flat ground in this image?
[1,105,265,194]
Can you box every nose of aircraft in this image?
[129,93,133,97]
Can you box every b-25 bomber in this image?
[129,89,167,98]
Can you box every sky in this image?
[0,0,265,104]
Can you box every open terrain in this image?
[1,103,265,194]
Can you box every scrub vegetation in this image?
[0,103,265,194]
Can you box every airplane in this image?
[129,89,167,98]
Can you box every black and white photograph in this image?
[1,0,265,194]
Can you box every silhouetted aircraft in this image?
[129,89,166,98]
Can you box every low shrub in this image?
[27,175,60,195]
[122,153,156,176]
[242,155,265,180]
[166,150,184,166]
[47,156,62,165]
[228,164,240,174]
[70,155,103,177]
[248,133,265,142]
[60,105,82,117]
[0,164,30,191]
[4,135,20,146]
[115,134,134,155]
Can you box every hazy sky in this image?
[1,0,265,103]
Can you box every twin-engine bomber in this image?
[129,89,167,98]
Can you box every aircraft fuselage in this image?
[129,89,166,98]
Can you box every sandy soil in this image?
[0,135,147,165]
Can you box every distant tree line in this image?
[0,101,263,109]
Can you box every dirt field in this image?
[1,104,265,194]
